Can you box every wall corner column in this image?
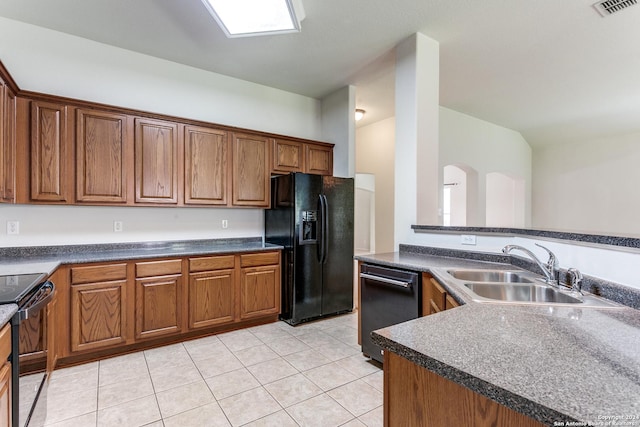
[394,33,440,248]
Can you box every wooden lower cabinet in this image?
[0,323,11,426]
[422,273,459,316]
[135,260,183,340]
[59,251,280,363]
[135,275,182,339]
[0,362,9,427]
[240,252,281,320]
[384,351,544,427]
[70,264,128,352]
[188,269,236,329]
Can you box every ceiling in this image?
[0,0,639,147]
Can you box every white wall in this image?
[0,17,326,247]
[440,107,532,227]
[356,117,395,253]
[533,131,640,236]
[0,17,322,139]
[485,172,525,228]
[0,205,262,247]
[321,86,356,178]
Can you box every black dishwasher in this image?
[360,264,420,363]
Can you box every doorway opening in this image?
[485,172,525,227]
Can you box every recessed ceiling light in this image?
[201,0,305,38]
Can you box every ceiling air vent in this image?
[593,0,638,16]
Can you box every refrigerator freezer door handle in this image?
[321,194,329,264]
[317,194,325,263]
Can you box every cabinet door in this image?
[70,279,128,352]
[184,125,229,205]
[240,264,281,320]
[305,144,333,176]
[0,362,9,427]
[31,101,71,202]
[0,81,16,202]
[135,274,182,340]
[272,139,304,173]
[189,269,235,329]
[135,118,179,204]
[76,109,130,203]
[231,133,270,207]
[0,82,4,201]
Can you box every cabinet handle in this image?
[360,273,411,289]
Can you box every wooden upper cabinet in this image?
[184,125,229,205]
[231,132,270,207]
[76,109,130,203]
[305,143,333,176]
[30,101,71,202]
[272,138,304,173]
[135,118,179,204]
[0,79,16,203]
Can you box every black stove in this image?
[0,273,46,305]
[3,272,55,427]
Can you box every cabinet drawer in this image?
[240,252,280,268]
[71,263,127,284]
[0,324,10,362]
[190,255,235,272]
[136,259,182,277]
[429,278,446,312]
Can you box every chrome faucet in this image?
[502,243,559,285]
[567,268,584,295]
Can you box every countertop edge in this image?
[1,238,284,276]
[0,304,18,327]
[371,326,575,425]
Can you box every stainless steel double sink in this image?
[445,269,622,308]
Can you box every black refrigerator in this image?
[265,173,354,325]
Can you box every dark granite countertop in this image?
[0,238,282,277]
[0,304,17,327]
[355,250,640,425]
[0,238,283,327]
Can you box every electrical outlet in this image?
[461,234,477,245]
[7,221,19,235]
[114,221,123,232]
[222,220,228,229]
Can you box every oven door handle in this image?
[360,273,412,289]
[18,281,55,322]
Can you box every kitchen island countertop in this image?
[356,251,640,425]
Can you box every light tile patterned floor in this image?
[26,312,383,427]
